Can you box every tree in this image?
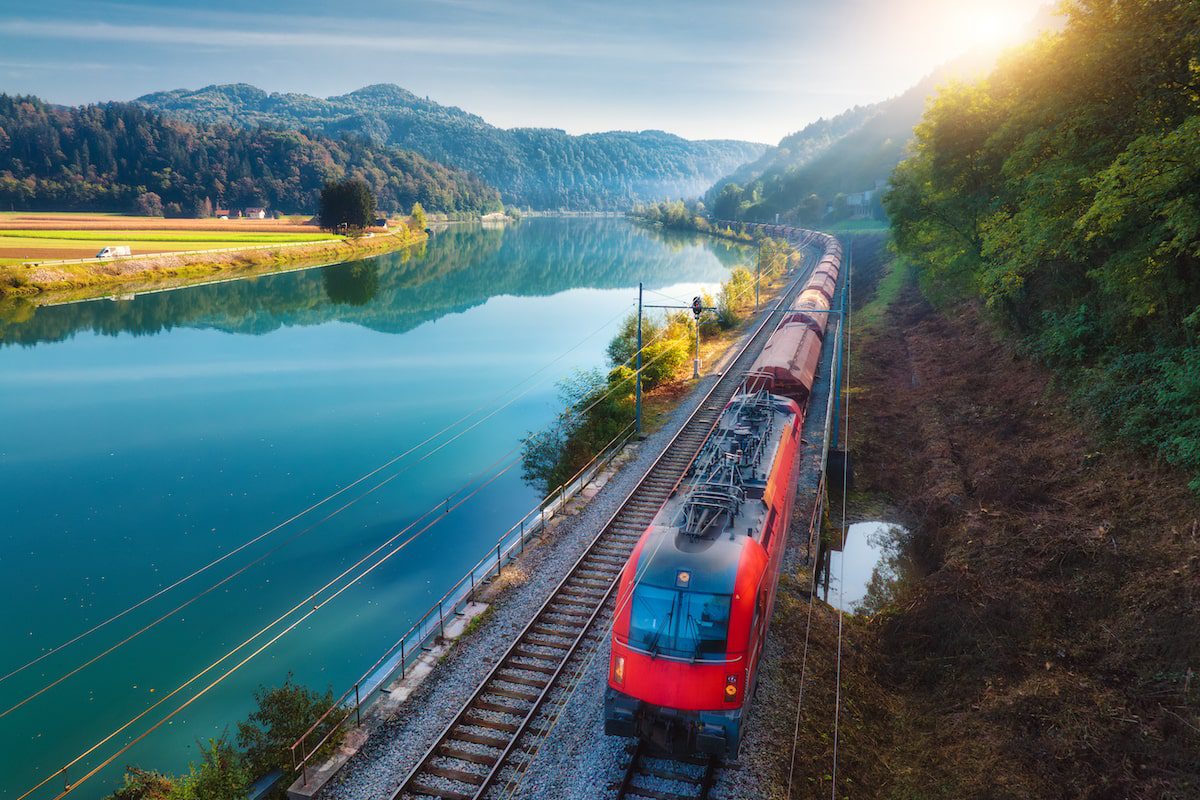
[191,196,213,218]
[134,191,163,217]
[409,201,427,231]
[712,183,743,220]
[236,675,344,778]
[319,178,376,232]
[323,262,380,306]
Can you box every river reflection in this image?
[0,218,749,798]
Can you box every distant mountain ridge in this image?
[137,83,771,210]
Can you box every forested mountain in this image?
[705,68,969,224]
[0,94,501,215]
[886,0,1200,486]
[705,102,883,211]
[137,83,769,210]
[705,49,1003,226]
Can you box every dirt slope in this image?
[846,262,1200,799]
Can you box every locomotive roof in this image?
[633,389,797,596]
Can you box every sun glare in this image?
[949,4,1034,50]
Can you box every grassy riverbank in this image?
[0,227,426,304]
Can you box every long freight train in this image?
[605,226,841,760]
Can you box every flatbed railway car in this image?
[605,389,802,759]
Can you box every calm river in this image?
[0,218,749,799]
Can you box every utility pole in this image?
[755,244,761,313]
[635,282,643,436]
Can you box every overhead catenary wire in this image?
[23,234,795,798]
[16,441,529,800]
[785,473,827,799]
[16,289,710,800]
[830,239,851,800]
[0,300,639,708]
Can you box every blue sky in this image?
[0,0,1046,143]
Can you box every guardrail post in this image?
[495,541,502,576]
[438,600,445,640]
[400,639,406,678]
[519,518,525,553]
[355,683,362,726]
[469,571,475,600]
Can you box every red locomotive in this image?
[605,228,841,759]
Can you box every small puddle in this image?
[824,521,916,614]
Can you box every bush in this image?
[134,191,163,217]
[236,675,343,779]
[173,736,249,800]
[108,768,175,800]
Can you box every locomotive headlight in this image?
[724,675,738,702]
[614,656,626,685]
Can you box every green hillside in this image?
[137,83,770,211]
[0,95,501,215]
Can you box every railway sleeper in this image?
[462,713,520,734]
[622,785,697,800]
[438,745,498,767]
[512,647,559,663]
[506,658,556,675]
[450,728,511,750]
[483,685,540,703]
[405,781,474,800]
[423,764,486,786]
[495,671,548,689]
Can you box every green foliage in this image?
[320,178,376,232]
[885,0,1200,487]
[172,737,250,800]
[236,675,344,779]
[135,192,164,217]
[0,94,500,214]
[704,71,948,226]
[522,255,769,492]
[136,83,768,210]
[108,768,176,800]
[409,201,427,231]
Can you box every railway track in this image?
[615,743,718,800]
[390,238,820,800]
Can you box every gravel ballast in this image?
[320,371,722,800]
[320,242,829,800]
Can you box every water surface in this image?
[0,218,750,798]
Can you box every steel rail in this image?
[390,228,821,800]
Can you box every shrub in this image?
[237,675,343,779]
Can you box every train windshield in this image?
[628,585,731,661]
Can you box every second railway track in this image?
[390,242,820,800]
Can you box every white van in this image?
[96,246,132,259]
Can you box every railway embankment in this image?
[0,228,426,304]
[316,372,726,800]
[306,248,811,800]
[758,233,1200,798]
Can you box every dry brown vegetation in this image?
[747,235,1199,800]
